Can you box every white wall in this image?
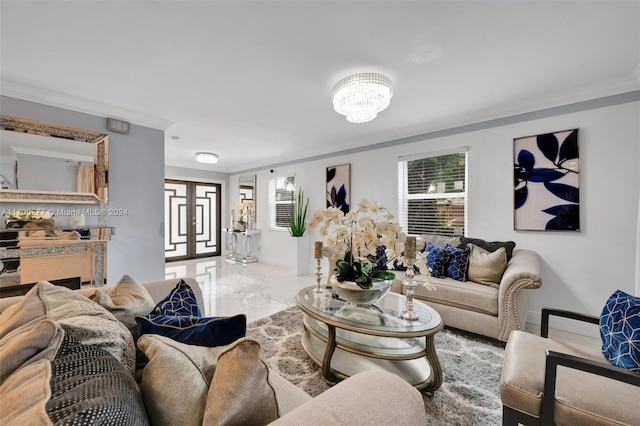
[235,100,640,334]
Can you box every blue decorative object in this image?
[136,314,247,347]
[444,245,470,282]
[151,279,201,317]
[426,243,451,278]
[599,290,640,372]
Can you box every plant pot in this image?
[330,275,393,306]
[289,235,311,276]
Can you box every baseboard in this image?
[526,310,601,349]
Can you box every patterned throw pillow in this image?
[46,333,149,425]
[444,245,470,282]
[151,279,201,316]
[599,290,640,372]
[426,243,451,278]
[135,314,246,347]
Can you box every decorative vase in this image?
[330,275,393,306]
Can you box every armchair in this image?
[501,308,640,425]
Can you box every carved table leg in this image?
[322,324,340,385]
[422,334,443,396]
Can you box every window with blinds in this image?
[398,149,467,236]
[269,176,295,230]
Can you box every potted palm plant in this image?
[288,188,309,237]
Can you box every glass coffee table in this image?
[296,286,444,394]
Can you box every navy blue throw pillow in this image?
[599,290,640,372]
[152,279,201,317]
[135,314,247,347]
[426,243,451,278]
[444,245,470,281]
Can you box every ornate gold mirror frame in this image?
[0,116,109,204]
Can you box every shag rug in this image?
[247,306,505,426]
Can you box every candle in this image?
[314,241,323,259]
[405,236,416,260]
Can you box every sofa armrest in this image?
[497,249,542,340]
[268,371,427,426]
[540,308,599,338]
[541,350,640,424]
[499,249,542,291]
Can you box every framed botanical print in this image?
[326,164,350,214]
[514,129,579,231]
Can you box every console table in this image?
[223,228,260,263]
[0,226,114,288]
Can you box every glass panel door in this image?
[165,180,221,260]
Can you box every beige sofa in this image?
[392,249,542,342]
[0,277,427,426]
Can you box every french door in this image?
[165,180,221,260]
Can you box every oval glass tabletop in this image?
[296,286,442,337]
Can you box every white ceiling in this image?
[1,1,639,173]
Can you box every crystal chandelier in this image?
[331,73,393,123]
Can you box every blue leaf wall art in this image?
[514,129,580,231]
[326,164,350,214]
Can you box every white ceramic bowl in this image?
[330,275,393,306]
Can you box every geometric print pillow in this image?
[151,279,202,317]
[135,314,247,347]
[599,290,640,372]
[444,245,470,282]
[426,243,451,278]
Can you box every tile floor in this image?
[165,257,318,323]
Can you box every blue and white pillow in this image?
[138,280,246,347]
[444,245,470,282]
[426,243,451,278]
[599,290,640,372]
[151,279,201,316]
[135,314,246,347]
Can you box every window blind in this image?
[269,176,295,229]
[398,149,467,236]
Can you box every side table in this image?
[223,228,260,263]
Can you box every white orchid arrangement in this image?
[307,199,428,288]
[232,200,253,225]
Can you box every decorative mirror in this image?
[238,174,256,224]
[0,116,109,204]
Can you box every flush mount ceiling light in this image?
[331,73,393,123]
[195,152,219,164]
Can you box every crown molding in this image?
[399,76,640,139]
[0,81,175,130]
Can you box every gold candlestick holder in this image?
[401,256,420,321]
[314,241,324,293]
[314,257,323,293]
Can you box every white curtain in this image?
[76,164,94,193]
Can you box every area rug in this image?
[247,306,504,426]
